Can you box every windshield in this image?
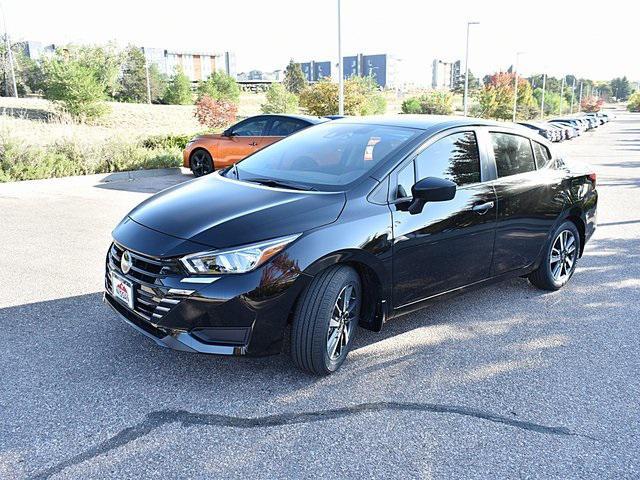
[229,122,419,189]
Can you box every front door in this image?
[391,130,497,308]
[220,116,270,166]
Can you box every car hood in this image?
[126,173,346,249]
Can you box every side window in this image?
[270,119,307,136]
[415,131,481,186]
[395,161,415,199]
[532,141,552,169]
[490,132,536,177]
[232,118,268,136]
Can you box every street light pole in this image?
[570,78,576,114]
[463,21,479,117]
[0,3,17,98]
[578,81,583,112]
[337,0,344,115]
[559,75,565,115]
[512,52,524,122]
[540,72,547,120]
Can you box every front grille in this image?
[106,242,183,323]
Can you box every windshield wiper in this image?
[246,178,316,191]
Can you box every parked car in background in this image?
[517,121,557,142]
[549,120,578,139]
[543,123,566,142]
[105,116,598,375]
[183,114,328,177]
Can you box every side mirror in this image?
[222,129,233,137]
[408,177,456,215]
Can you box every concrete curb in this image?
[100,168,184,183]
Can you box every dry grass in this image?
[0,93,268,148]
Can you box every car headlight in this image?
[180,234,301,275]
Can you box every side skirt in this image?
[389,266,535,320]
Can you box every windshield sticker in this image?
[364,137,381,161]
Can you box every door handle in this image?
[248,141,258,146]
[472,201,495,214]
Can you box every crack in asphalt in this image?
[31,401,596,479]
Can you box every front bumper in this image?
[104,240,309,356]
[104,292,244,355]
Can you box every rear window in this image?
[490,132,536,177]
[234,122,419,189]
[532,141,552,169]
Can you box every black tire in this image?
[528,220,581,291]
[291,265,361,375]
[190,149,214,177]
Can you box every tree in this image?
[472,72,537,120]
[194,95,237,129]
[611,77,631,101]
[42,57,109,121]
[282,59,307,95]
[65,43,121,99]
[628,91,640,112]
[299,76,385,116]
[163,66,192,105]
[581,96,604,112]
[196,71,240,104]
[117,45,148,103]
[401,91,453,114]
[452,71,480,95]
[261,83,298,113]
[533,88,567,116]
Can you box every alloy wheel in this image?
[326,284,357,360]
[191,151,213,177]
[550,230,577,283]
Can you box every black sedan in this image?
[104,116,598,375]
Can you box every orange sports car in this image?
[183,114,327,177]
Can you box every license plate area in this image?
[111,272,134,310]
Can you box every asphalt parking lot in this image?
[1,108,639,479]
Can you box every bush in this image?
[401,91,453,115]
[261,83,299,113]
[400,97,422,114]
[163,66,193,105]
[299,77,386,116]
[42,58,109,121]
[0,133,181,182]
[628,92,640,112]
[196,71,240,104]
[194,95,237,129]
[140,133,195,150]
[581,96,604,112]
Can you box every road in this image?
[1,108,639,479]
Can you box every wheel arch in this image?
[564,208,586,257]
[299,249,390,332]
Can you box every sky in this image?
[2,0,637,84]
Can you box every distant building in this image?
[142,48,236,81]
[343,53,400,88]
[299,54,399,88]
[19,41,56,60]
[299,61,332,82]
[432,59,461,90]
[237,69,283,82]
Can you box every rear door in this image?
[391,129,497,307]
[264,117,311,148]
[219,116,270,165]
[484,129,565,275]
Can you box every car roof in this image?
[331,114,509,131]
[251,113,327,125]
